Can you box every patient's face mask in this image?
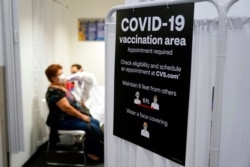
[58,73,67,84]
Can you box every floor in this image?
[22,141,104,167]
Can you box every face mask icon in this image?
[141,122,149,138]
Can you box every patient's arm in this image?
[67,72,97,102]
[56,97,90,123]
[67,72,97,85]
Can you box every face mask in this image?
[153,98,157,102]
[58,73,67,83]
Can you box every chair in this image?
[46,130,86,166]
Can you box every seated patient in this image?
[45,64,103,161]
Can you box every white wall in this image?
[11,0,71,166]
[9,0,124,166]
[68,0,124,85]
[9,0,34,166]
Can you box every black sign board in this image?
[113,3,194,165]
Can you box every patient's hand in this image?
[80,101,86,107]
[81,114,91,123]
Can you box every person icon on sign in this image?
[151,95,159,110]
[134,91,141,104]
[141,122,150,138]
